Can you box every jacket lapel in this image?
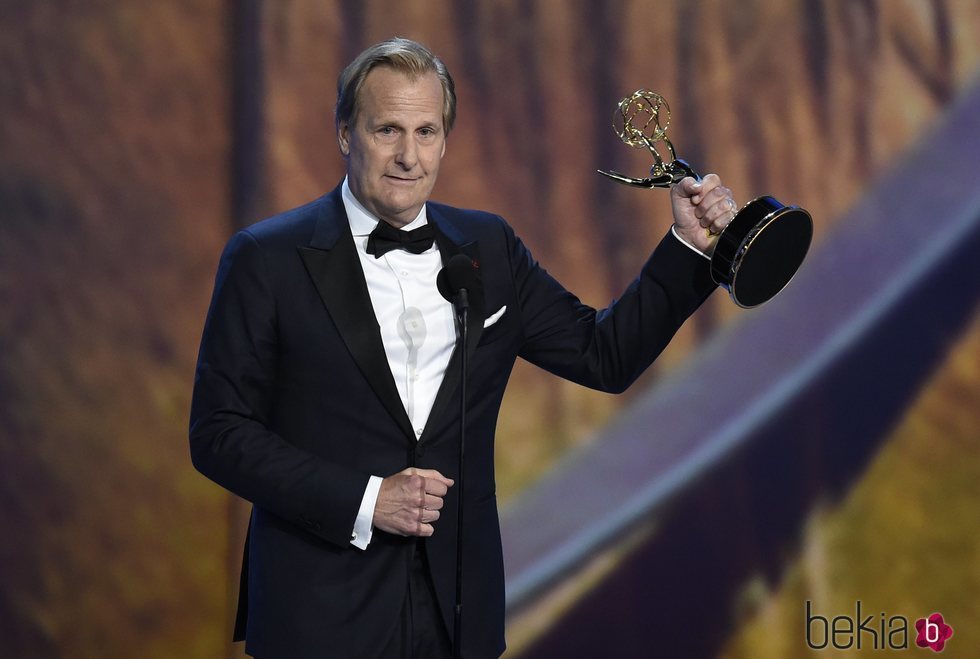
[422,206,485,445]
[296,189,416,443]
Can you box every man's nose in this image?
[394,136,419,169]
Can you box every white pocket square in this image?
[483,305,507,329]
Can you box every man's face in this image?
[338,66,446,228]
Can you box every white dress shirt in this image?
[342,178,457,549]
[671,225,711,260]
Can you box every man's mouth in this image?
[385,174,421,184]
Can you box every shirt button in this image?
[415,428,423,437]
[400,270,409,277]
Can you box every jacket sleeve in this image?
[189,230,368,548]
[507,223,716,393]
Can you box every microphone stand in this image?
[453,292,468,659]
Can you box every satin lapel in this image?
[423,210,485,445]
[296,191,415,443]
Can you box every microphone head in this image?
[437,254,479,302]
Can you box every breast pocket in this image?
[477,304,515,347]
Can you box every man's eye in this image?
[378,126,396,135]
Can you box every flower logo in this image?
[914,612,953,652]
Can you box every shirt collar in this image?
[342,176,429,237]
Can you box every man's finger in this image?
[423,480,450,497]
[414,468,454,489]
[419,507,441,524]
[674,176,701,199]
[424,493,444,510]
[700,173,722,189]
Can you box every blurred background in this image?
[1,1,978,657]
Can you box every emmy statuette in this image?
[599,90,813,308]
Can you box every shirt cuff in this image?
[350,475,383,550]
[671,225,711,260]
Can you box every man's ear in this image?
[337,120,351,158]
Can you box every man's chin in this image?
[377,200,425,227]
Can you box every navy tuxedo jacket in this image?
[190,184,715,658]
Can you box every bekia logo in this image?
[806,601,954,652]
[915,613,954,653]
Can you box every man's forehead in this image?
[360,67,440,96]
[356,68,444,118]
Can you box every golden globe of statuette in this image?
[599,89,813,308]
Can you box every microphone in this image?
[436,253,479,659]
[437,254,479,315]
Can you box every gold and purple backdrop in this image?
[2,1,979,657]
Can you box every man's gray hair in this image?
[336,37,457,133]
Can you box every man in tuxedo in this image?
[190,37,737,658]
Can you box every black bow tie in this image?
[366,221,436,258]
